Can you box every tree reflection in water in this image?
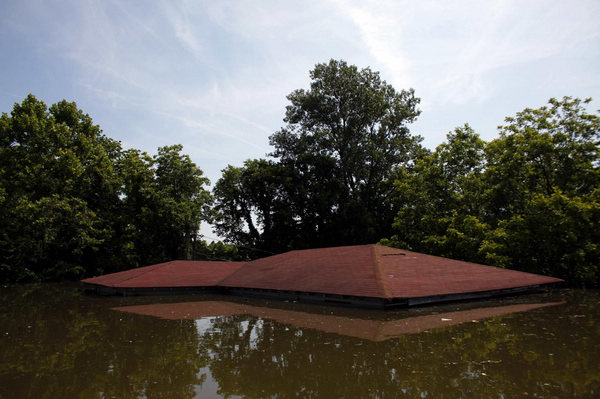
[0,284,208,399]
[1,285,599,399]
[190,299,599,399]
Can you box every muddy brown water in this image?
[0,283,598,398]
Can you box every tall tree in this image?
[0,95,213,282]
[271,60,422,244]
[152,144,212,262]
[0,95,120,281]
[214,59,423,252]
[483,97,599,221]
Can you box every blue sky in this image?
[2,0,599,238]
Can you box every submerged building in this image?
[81,244,563,308]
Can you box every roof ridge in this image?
[111,261,174,287]
[370,245,391,299]
[216,258,256,286]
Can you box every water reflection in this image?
[114,300,565,341]
[0,285,599,399]
[0,285,208,399]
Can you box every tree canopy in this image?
[383,97,600,286]
[214,59,423,252]
[0,95,213,282]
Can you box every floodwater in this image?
[0,284,598,399]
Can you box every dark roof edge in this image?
[83,280,563,309]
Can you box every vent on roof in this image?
[382,253,406,256]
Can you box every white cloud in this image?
[332,0,412,86]
[2,0,598,172]
[335,0,600,106]
[162,1,206,61]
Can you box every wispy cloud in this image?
[2,0,598,181]
[335,0,600,106]
[161,1,206,61]
[332,0,412,87]
[167,112,270,153]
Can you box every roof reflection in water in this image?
[113,300,564,342]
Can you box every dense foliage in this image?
[384,98,600,286]
[0,95,213,282]
[213,60,424,252]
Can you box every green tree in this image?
[386,97,600,286]
[479,191,600,284]
[105,145,212,269]
[0,95,119,281]
[152,144,212,261]
[483,97,599,221]
[271,60,422,245]
[191,240,248,261]
[213,159,297,254]
[110,148,156,269]
[479,97,600,285]
[386,124,487,262]
[214,60,423,252]
[0,95,212,282]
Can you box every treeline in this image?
[0,95,238,282]
[384,104,599,286]
[1,60,599,286]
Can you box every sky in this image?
[1,0,599,239]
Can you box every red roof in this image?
[82,244,563,306]
[219,245,382,297]
[81,260,244,288]
[372,245,562,298]
[219,244,563,299]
